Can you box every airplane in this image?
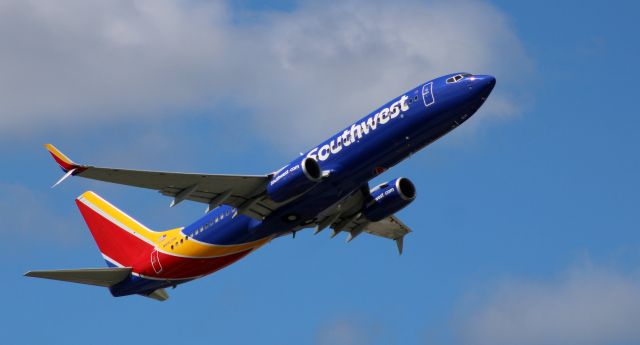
[26,73,496,301]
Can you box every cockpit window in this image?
[446,73,472,84]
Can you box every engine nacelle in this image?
[363,177,416,222]
[267,156,322,203]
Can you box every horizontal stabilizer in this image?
[24,267,131,287]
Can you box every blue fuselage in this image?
[184,73,496,246]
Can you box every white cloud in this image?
[0,0,229,129]
[456,263,640,345]
[0,0,530,147]
[238,0,531,146]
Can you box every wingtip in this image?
[51,168,77,188]
[44,143,78,172]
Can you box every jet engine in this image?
[363,177,416,222]
[267,156,322,203]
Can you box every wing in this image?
[45,144,278,219]
[312,187,412,254]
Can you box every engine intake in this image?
[267,156,322,203]
[363,177,416,222]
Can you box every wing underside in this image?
[44,144,412,253]
[77,167,277,219]
[45,144,278,219]
[312,187,412,254]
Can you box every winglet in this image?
[44,144,78,173]
[45,144,86,187]
[51,168,77,188]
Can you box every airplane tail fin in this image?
[26,191,169,301]
[75,191,155,268]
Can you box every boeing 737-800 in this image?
[26,73,496,301]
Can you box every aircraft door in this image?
[151,249,163,274]
[422,82,434,107]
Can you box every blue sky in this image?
[1,1,639,344]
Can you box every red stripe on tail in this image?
[76,198,153,269]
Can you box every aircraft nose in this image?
[471,74,496,95]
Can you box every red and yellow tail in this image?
[75,191,160,268]
[75,191,270,281]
